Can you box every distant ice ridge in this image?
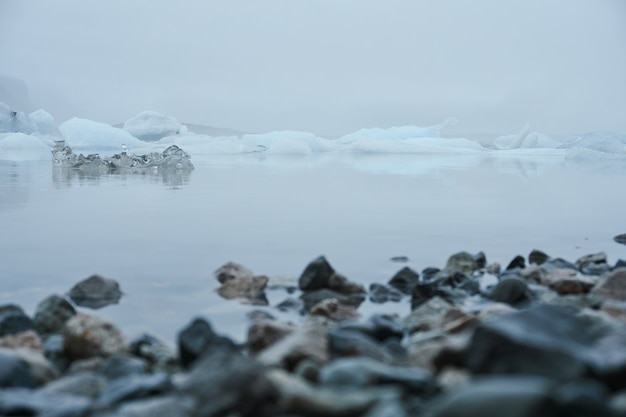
[123,111,187,142]
[0,101,54,135]
[493,123,561,150]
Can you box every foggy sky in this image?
[1,0,625,137]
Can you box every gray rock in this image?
[34,294,76,335]
[576,252,608,272]
[129,334,177,373]
[339,314,405,343]
[441,252,477,277]
[423,376,557,417]
[593,268,626,301]
[487,277,534,307]
[68,275,122,309]
[404,296,453,333]
[328,272,366,295]
[113,394,196,417]
[177,317,237,368]
[421,267,441,282]
[300,288,365,311]
[505,255,525,270]
[216,274,269,305]
[213,261,254,284]
[0,349,35,388]
[388,267,420,294]
[473,252,487,269]
[310,298,360,322]
[319,357,437,395]
[466,304,599,380]
[614,233,626,245]
[42,371,106,399]
[98,372,173,408]
[0,388,91,417]
[63,314,126,361]
[543,257,578,271]
[0,304,34,336]
[181,349,279,417]
[369,283,403,303]
[5,347,59,385]
[100,355,148,380]
[43,333,68,370]
[327,328,393,363]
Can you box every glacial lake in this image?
[1,150,625,344]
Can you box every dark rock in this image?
[424,376,558,417]
[0,350,35,388]
[582,262,611,276]
[42,371,106,399]
[616,259,626,269]
[369,283,403,303]
[328,272,366,294]
[68,275,122,309]
[529,249,550,265]
[247,319,295,355]
[300,288,365,312]
[5,347,58,385]
[339,314,405,343]
[487,277,534,307]
[298,255,335,291]
[0,388,91,417]
[390,256,409,263]
[319,356,437,396]
[327,328,393,363]
[405,297,454,333]
[474,251,487,269]
[100,355,148,380]
[63,314,126,361]
[593,268,626,302]
[591,328,626,390]
[411,277,477,311]
[505,255,525,270]
[98,372,173,407]
[0,304,34,336]
[181,349,279,417]
[43,333,68,371]
[411,281,440,310]
[614,234,626,245]
[34,294,76,335]
[129,334,177,372]
[551,379,613,417]
[466,304,600,380]
[388,267,420,294]
[177,317,238,368]
[421,267,441,282]
[540,268,597,295]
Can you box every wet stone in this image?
[63,314,126,361]
[214,261,254,284]
[0,388,91,417]
[298,255,335,291]
[328,327,394,363]
[97,372,173,408]
[0,304,34,336]
[34,295,76,336]
[421,267,441,282]
[0,329,42,351]
[0,350,35,388]
[441,252,477,277]
[614,233,626,245]
[505,255,526,271]
[388,266,420,294]
[129,334,177,373]
[300,288,365,312]
[529,249,550,265]
[100,355,148,380]
[247,319,296,355]
[593,268,626,301]
[487,277,534,307]
[177,317,238,368]
[68,275,122,309]
[369,283,403,303]
[42,371,106,399]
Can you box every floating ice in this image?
[493,124,561,149]
[52,143,194,173]
[338,117,458,142]
[0,132,52,161]
[59,117,145,151]
[123,111,186,142]
[0,101,54,135]
[241,131,335,154]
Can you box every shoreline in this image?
[2,245,626,416]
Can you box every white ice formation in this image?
[0,101,54,135]
[59,118,145,151]
[122,111,187,142]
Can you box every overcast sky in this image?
[1,0,625,137]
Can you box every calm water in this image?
[1,151,625,343]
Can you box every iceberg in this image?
[59,117,145,151]
[0,132,52,161]
[338,117,458,142]
[240,131,335,154]
[0,101,54,135]
[123,111,187,142]
[493,124,562,149]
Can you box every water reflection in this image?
[0,162,33,210]
[51,165,193,188]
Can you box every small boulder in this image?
[0,350,35,388]
[388,267,420,294]
[68,275,122,309]
[299,256,335,291]
[0,304,34,336]
[528,249,550,265]
[369,283,403,304]
[177,317,238,368]
[593,268,626,301]
[33,294,76,335]
[614,234,626,245]
[310,298,360,322]
[247,319,296,355]
[441,252,477,277]
[63,314,126,361]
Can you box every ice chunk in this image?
[494,125,561,149]
[0,101,54,135]
[59,117,145,151]
[0,132,52,161]
[241,131,335,153]
[560,132,626,153]
[338,117,458,142]
[123,111,185,142]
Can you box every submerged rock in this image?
[68,275,122,309]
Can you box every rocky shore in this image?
[2,240,626,417]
